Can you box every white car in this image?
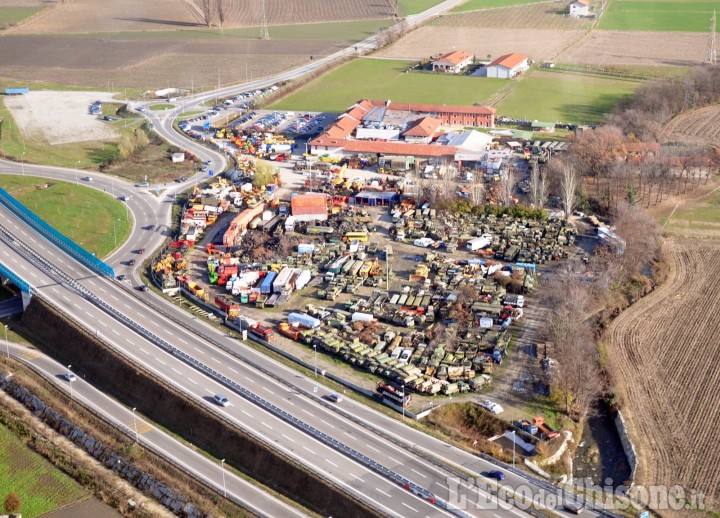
[481,400,504,414]
[327,393,343,403]
[63,371,77,382]
[83,176,93,181]
[213,394,230,407]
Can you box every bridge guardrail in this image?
[0,186,115,278]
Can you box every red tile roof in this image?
[310,135,456,158]
[403,116,442,138]
[488,53,528,70]
[291,193,328,216]
[374,100,496,116]
[433,50,472,66]
[572,0,589,5]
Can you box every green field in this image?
[495,71,641,123]
[79,19,391,42]
[0,424,87,517]
[452,0,553,13]
[663,188,720,237]
[399,0,447,15]
[0,6,42,25]
[598,0,719,32]
[0,175,132,257]
[269,58,507,112]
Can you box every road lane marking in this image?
[411,468,427,478]
[325,459,338,468]
[110,294,118,301]
[139,348,149,355]
[73,303,82,310]
[157,359,166,366]
[112,329,120,335]
[99,320,108,327]
[261,386,274,394]
[320,419,335,429]
[244,376,253,382]
[125,338,133,344]
[209,356,218,362]
[189,379,198,385]
[376,488,391,497]
[176,336,188,344]
[228,367,238,374]
[193,347,203,353]
[241,410,253,417]
[366,444,380,453]
[62,295,70,302]
[281,434,295,443]
[171,367,182,375]
[301,408,313,416]
[260,421,270,428]
[387,456,401,464]
[350,473,365,482]
[303,446,316,454]
[402,503,419,513]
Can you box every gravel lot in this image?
[4,90,120,145]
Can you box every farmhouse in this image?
[309,99,496,162]
[568,0,589,17]
[484,53,530,79]
[431,50,473,74]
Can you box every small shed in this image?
[291,193,328,222]
[484,53,530,79]
[172,152,186,163]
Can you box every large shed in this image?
[351,190,399,206]
[291,193,328,222]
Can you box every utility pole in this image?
[132,407,138,442]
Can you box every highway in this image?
[4,341,307,518]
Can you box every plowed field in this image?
[661,104,720,146]
[606,238,720,510]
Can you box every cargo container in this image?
[260,271,277,294]
[273,267,293,294]
[352,312,375,322]
[467,234,493,251]
[294,269,312,290]
[297,243,315,254]
[287,312,322,330]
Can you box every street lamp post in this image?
[220,459,227,497]
[68,364,73,400]
[75,160,80,184]
[402,384,405,422]
[313,344,317,378]
[512,430,516,468]
[132,407,138,443]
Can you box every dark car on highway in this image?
[484,470,505,481]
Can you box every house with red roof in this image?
[484,53,529,79]
[290,193,328,222]
[431,50,473,74]
[568,0,590,17]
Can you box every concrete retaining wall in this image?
[614,411,637,486]
[0,375,203,517]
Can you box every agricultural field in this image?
[557,29,706,67]
[399,0,446,16]
[436,0,591,29]
[0,423,88,517]
[0,5,41,25]
[377,26,584,62]
[598,0,719,32]
[189,0,394,27]
[452,0,554,12]
[606,238,720,510]
[660,104,720,147]
[269,58,507,112]
[0,175,132,257]
[495,70,641,123]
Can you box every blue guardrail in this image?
[0,261,30,293]
[0,187,115,278]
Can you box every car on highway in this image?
[63,371,77,382]
[136,181,150,187]
[145,224,155,231]
[83,176,93,181]
[327,393,343,403]
[126,259,136,266]
[484,470,505,481]
[137,285,149,292]
[116,274,126,281]
[213,394,230,407]
[120,194,131,202]
[563,502,584,514]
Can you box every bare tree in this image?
[216,0,225,26]
[560,163,578,218]
[201,0,212,26]
[529,162,548,208]
[469,181,485,205]
[500,167,516,206]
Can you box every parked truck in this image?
[533,416,559,440]
[467,234,493,251]
[260,271,277,294]
[248,323,276,342]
